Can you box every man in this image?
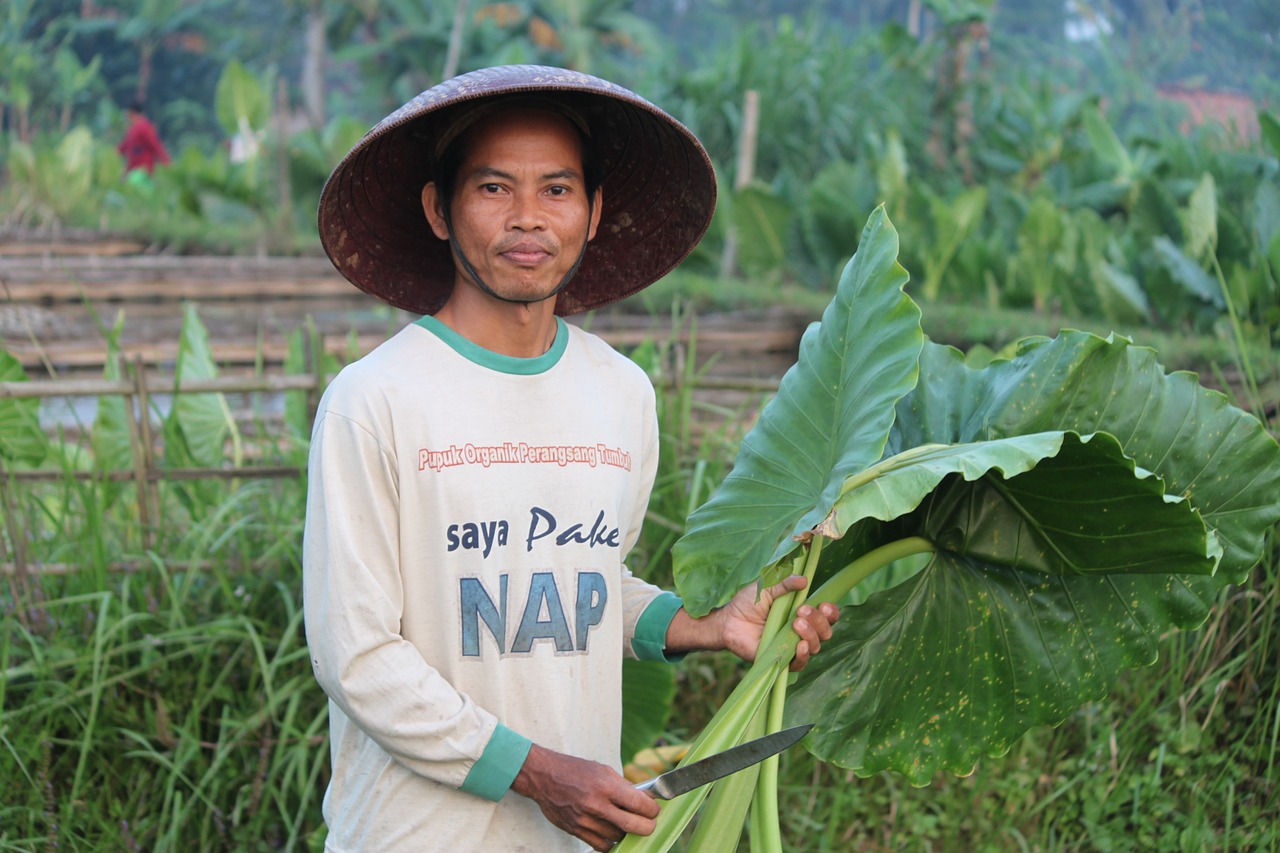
[116,100,170,175]
[306,65,839,852]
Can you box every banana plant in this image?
[619,206,1280,851]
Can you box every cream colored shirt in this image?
[304,317,679,852]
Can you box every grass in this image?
[1,302,1277,851]
[0,472,323,851]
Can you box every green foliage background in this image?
[1,2,1279,850]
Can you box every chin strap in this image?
[440,195,594,308]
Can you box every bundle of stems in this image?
[621,536,935,852]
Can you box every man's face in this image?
[422,107,602,306]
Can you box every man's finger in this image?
[579,814,626,851]
[779,575,808,594]
[608,795,659,835]
[790,639,811,672]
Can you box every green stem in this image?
[731,537,937,725]
[756,552,805,652]
[752,669,788,851]
[809,536,935,607]
[688,704,767,852]
[754,536,825,851]
[837,445,952,496]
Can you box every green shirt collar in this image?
[414,315,568,375]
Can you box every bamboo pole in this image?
[132,356,160,550]
[4,465,303,483]
[0,373,318,399]
[0,474,34,611]
[0,372,774,404]
[122,353,153,540]
[0,557,284,577]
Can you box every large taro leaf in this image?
[890,333,1280,585]
[790,433,1220,783]
[814,432,1219,578]
[788,334,1279,784]
[672,206,923,615]
[791,562,1214,785]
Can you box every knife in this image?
[632,724,814,800]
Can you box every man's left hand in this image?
[665,576,839,672]
[717,576,839,672]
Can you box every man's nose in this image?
[507,191,545,230]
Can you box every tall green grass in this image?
[1,471,324,851]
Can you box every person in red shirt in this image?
[117,100,170,174]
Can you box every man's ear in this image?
[587,187,603,242]
[421,183,451,240]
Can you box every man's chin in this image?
[483,279,565,307]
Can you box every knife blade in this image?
[632,724,814,800]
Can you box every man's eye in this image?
[481,183,502,193]
[547,186,569,196]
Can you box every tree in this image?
[285,0,330,130]
[476,0,664,78]
[327,0,453,111]
[75,0,230,106]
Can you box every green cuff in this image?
[460,723,533,802]
[632,592,685,663]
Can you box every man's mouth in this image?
[499,241,555,266]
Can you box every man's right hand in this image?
[512,743,660,851]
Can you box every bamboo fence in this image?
[0,357,784,577]
[0,359,324,577]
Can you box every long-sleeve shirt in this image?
[303,315,680,852]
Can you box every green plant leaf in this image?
[57,126,96,210]
[1151,236,1224,309]
[817,431,1218,579]
[163,304,236,471]
[731,183,792,275]
[922,185,988,301]
[789,327,1278,784]
[1252,179,1280,256]
[792,551,1213,784]
[1259,110,1280,159]
[1094,260,1152,324]
[1186,172,1218,261]
[672,207,923,615]
[620,659,676,767]
[1082,104,1132,180]
[788,326,1269,783]
[799,159,876,277]
[890,334,1280,582]
[875,128,909,203]
[0,350,47,465]
[91,312,132,475]
[214,58,269,136]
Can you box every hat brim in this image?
[318,66,717,316]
